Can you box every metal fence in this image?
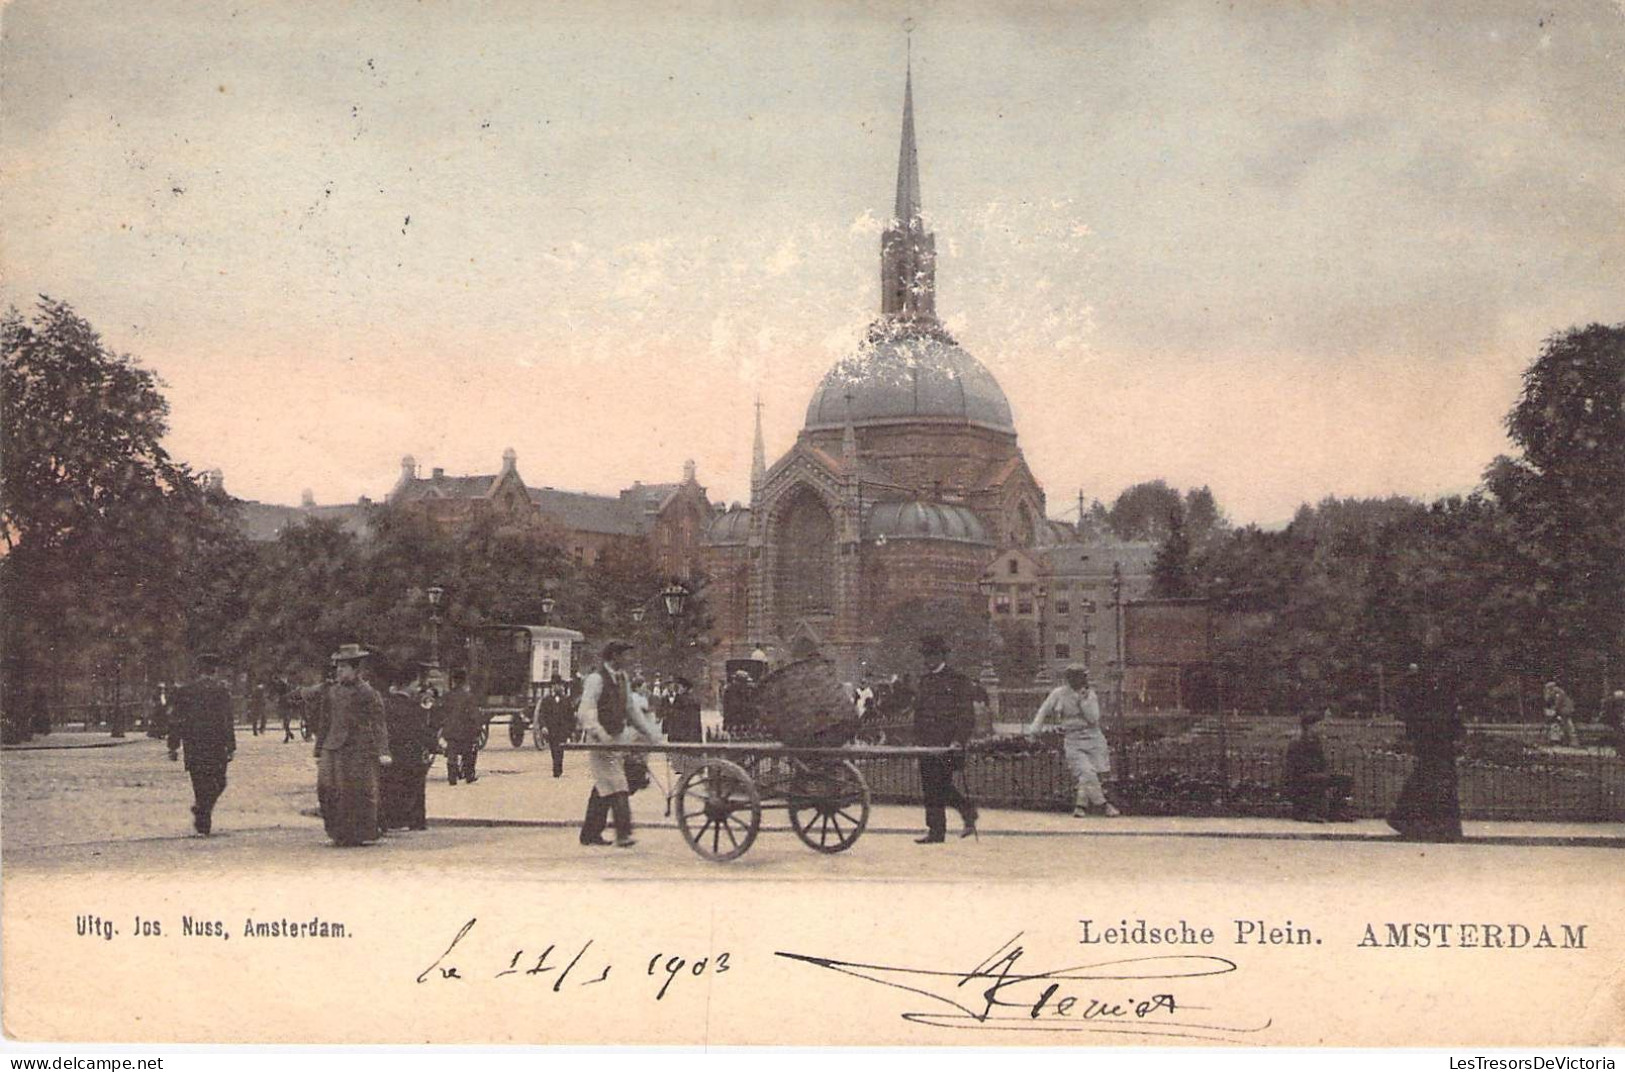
[846,719,1625,823]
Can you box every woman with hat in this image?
[315,643,390,847]
[1027,664,1119,817]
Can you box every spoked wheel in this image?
[787,759,871,854]
[675,758,762,862]
[508,717,527,748]
[477,722,490,751]
[533,724,549,751]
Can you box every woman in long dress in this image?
[1027,664,1120,817]
[1386,666,1463,841]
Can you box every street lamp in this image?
[1034,584,1051,684]
[425,584,445,669]
[661,583,689,619]
[630,605,646,625]
[539,596,556,621]
[976,575,1000,692]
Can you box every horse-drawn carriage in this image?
[469,624,585,749]
[570,655,955,862]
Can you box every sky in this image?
[3,0,1622,525]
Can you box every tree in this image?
[1151,508,1193,597]
[1487,324,1625,705]
[1106,480,1183,542]
[1183,485,1228,547]
[1,299,247,730]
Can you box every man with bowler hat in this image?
[316,644,390,846]
[437,669,483,785]
[912,633,979,843]
[167,652,236,836]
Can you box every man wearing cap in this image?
[1283,711,1353,823]
[315,644,390,847]
[1027,664,1119,818]
[913,634,980,843]
[167,652,236,836]
[575,641,664,848]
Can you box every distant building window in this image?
[993,595,1012,615]
[1056,599,1070,616]
[1054,644,1071,660]
[1017,599,1033,616]
[1079,599,1098,614]
[1007,558,1019,576]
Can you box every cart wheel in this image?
[788,759,871,854]
[508,717,526,749]
[477,723,490,750]
[533,723,549,751]
[675,758,761,862]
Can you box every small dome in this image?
[706,506,753,546]
[804,319,1014,433]
[864,501,992,544]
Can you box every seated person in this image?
[1284,711,1354,823]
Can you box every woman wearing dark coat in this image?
[1387,665,1464,842]
[381,667,436,830]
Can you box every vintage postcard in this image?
[2,0,1622,1051]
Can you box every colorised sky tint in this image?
[4,0,1622,524]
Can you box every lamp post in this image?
[660,583,689,683]
[1034,584,1051,684]
[539,595,556,622]
[976,575,999,685]
[425,584,445,669]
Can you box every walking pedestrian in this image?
[315,644,390,847]
[438,670,483,785]
[540,674,574,778]
[381,664,435,831]
[1027,664,1119,817]
[912,634,979,843]
[1387,664,1463,842]
[167,652,236,836]
[576,641,664,848]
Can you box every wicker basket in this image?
[756,657,859,746]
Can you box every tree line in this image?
[1138,324,1622,719]
[1,299,710,738]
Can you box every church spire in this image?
[750,395,767,492]
[894,54,922,225]
[879,47,937,322]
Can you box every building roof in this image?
[706,506,754,546]
[864,500,993,544]
[396,473,501,500]
[1038,539,1158,577]
[804,319,1015,434]
[528,487,643,537]
[231,499,372,542]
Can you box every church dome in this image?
[804,320,1015,434]
[706,506,752,546]
[864,500,992,544]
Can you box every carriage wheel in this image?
[787,759,871,854]
[533,722,549,751]
[477,723,490,750]
[508,717,526,749]
[675,758,762,862]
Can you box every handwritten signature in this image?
[416,918,730,1000]
[776,933,1271,1042]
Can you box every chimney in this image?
[501,447,517,474]
[401,455,416,481]
[358,495,372,506]
[432,467,445,480]
[682,459,697,484]
[300,489,315,508]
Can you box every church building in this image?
[703,65,1085,681]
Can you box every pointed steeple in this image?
[750,396,767,492]
[879,47,937,322]
[894,56,922,225]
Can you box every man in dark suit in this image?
[438,669,483,785]
[912,634,979,844]
[665,676,703,743]
[167,652,236,836]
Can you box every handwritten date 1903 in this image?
[416,918,730,1001]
